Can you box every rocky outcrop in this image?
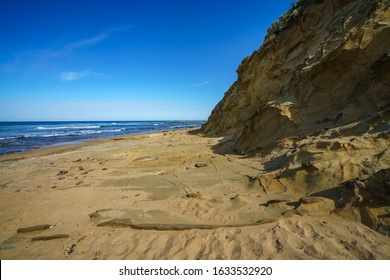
[202,0,389,152]
[202,0,390,234]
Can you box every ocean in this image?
[0,120,204,156]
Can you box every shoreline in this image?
[0,127,200,162]
[0,120,204,159]
[0,129,388,259]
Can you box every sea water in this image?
[0,120,204,155]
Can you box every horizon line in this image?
[0,119,207,122]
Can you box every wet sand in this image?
[0,129,389,259]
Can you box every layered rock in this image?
[202,0,390,234]
[202,0,389,152]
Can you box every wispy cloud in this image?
[182,81,211,89]
[60,71,104,81]
[0,26,132,77]
[190,81,211,87]
[64,33,108,50]
[63,26,132,51]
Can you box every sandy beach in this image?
[1,0,389,266]
[0,129,388,260]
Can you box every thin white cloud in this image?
[64,26,132,51]
[181,81,211,89]
[60,71,103,81]
[188,81,211,88]
[64,33,108,50]
[60,71,88,81]
[0,26,132,77]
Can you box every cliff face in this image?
[202,0,389,152]
[202,0,390,234]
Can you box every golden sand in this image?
[0,129,388,259]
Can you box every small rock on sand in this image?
[261,199,290,207]
[185,193,202,199]
[134,156,157,162]
[299,196,326,204]
[31,234,69,241]
[64,244,76,256]
[17,224,52,233]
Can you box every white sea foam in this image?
[0,136,17,141]
[36,125,101,130]
[36,126,67,130]
[1,121,204,155]
[36,128,125,138]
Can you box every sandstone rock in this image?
[300,196,326,204]
[202,0,390,153]
[261,199,291,207]
[200,0,390,233]
[17,224,52,233]
[296,197,335,216]
[31,234,69,241]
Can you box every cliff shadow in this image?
[186,129,251,157]
[186,128,202,135]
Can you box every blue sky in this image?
[0,0,292,121]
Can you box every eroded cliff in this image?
[202,0,390,234]
[203,0,389,150]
